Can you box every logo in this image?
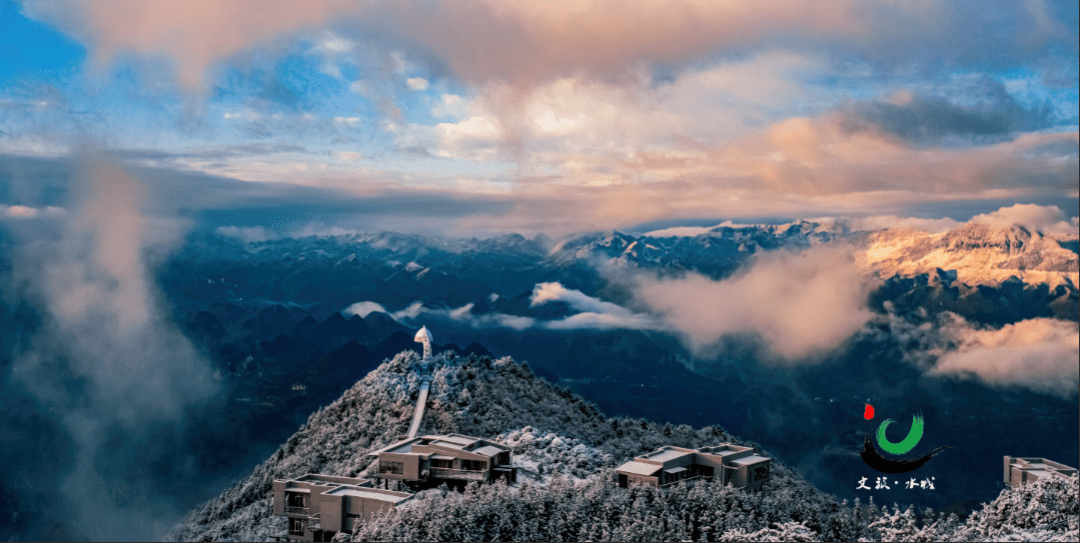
[860,403,950,474]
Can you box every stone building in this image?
[616,443,771,490]
[1003,456,1077,489]
[271,473,412,542]
[368,433,516,488]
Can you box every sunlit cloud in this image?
[929,315,1080,398]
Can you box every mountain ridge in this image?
[166,349,792,542]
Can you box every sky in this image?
[0,0,1077,236]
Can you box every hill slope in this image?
[168,350,1078,542]
[167,350,822,542]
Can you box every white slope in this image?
[857,223,1079,287]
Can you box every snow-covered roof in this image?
[616,461,662,477]
[731,454,770,466]
[325,487,412,503]
[642,448,693,463]
[473,445,506,458]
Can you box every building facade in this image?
[271,473,412,542]
[368,433,516,488]
[1003,456,1077,489]
[616,443,772,490]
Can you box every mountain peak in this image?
[168,350,763,541]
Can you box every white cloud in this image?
[0,204,66,219]
[406,77,429,91]
[930,316,1079,397]
[531,281,630,316]
[530,281,663,331]
[343,301,388,318]
[634,245,874,360]
[392,301,424,320]
[214,225,275,243]
[846,215,964,233]
[290,224,363,238]
[382,300,537,330]
[642,220,761,237]
[969,204,1079,236]
[544,311,658,331]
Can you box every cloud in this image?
[343,301,388,318]
[531,281,630,315]
[6,154,219,540]
[930,316,1079,397]
[531,281,661,330]
[24,0,361,88]
[25,1,1075,97]
[368,299,538,330]
[634,244,875,360]
[643,220,760,238]
[845,215,963,233]
[0,204,66,219]
[969,203,1079,236]
[214,225,276,243]
[838,82,1061,146]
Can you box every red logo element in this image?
[863,404,875,420]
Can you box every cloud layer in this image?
[932,315,1079,397]
[634,245,875,360]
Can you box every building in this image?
[271,473,412,542]
[1003,456,1077,489]
[616,443,772,490]
[367,433,516,488]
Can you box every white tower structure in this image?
[414,325,433,361]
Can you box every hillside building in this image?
[271,473,412,542]
[368,433,516,488]
[1003,456,1077,489]
[616,443,771,490]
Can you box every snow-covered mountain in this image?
[195,220,1078,295]
[168,349,1078,542]
[859,223,1079,288]
[166,349,784,541]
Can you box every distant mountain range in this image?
[3,220,1076,541]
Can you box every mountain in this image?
[165,350,830,542]
[167,350,1079,542]
[859,223,1079,288]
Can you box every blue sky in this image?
[0,0,1077,236]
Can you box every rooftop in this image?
[473,445,506,458]
[730,455,770,466]
[617,461,663,476]
[369,433,509,457]
[642,448,694,463]
[325,487,412,503]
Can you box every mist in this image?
[633,244,875,361]
[3,154,220,541]
[931,315,1080,397]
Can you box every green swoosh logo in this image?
[875,413,923,455]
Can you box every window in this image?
[461,460,487,471]
[379,461,404,475]
[285,492,306,508]
[753,466,769,482]
[289,518,305,536]
[496,452,510,466]
[431,459,453,469]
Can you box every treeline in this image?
[348,472,1078,542]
